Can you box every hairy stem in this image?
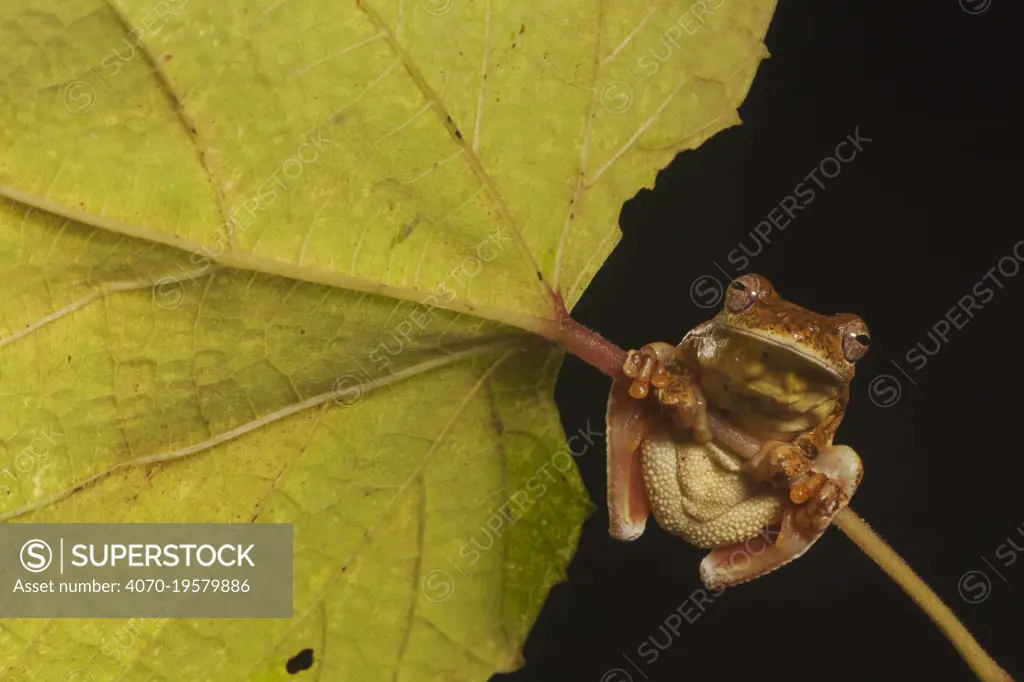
[545,290,628,378]
[549,301,1011,681]
[832,509,1012,682]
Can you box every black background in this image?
[499,1,1021,681]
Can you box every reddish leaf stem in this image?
[548,290,627,379]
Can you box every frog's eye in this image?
[725,275,759,312]
[841,318,871,362]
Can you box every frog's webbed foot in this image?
[622,343,712,444]
[701,446,863,589]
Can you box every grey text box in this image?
[0,524,292,617]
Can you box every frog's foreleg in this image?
[790,386,849,458]
[749,442,840,530]
[622,341,712,443]
[746,388,853,529]
[747,440,813,489]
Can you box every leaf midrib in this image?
[0,184,558,339]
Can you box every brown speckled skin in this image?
[672,274,866,454]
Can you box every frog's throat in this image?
[716,322,844,381]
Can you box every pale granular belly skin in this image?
[640,438,783,549]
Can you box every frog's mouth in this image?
[717,323,847,382]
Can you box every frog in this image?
[605,273,869,588]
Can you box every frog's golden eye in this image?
[841,318,871,362]
[725,275,759,312]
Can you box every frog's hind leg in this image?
[699,512,804,590]
[701,446,863,589]
[606,379,658,540]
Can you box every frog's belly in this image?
[640,438,784,549]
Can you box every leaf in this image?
[0,0,776,679]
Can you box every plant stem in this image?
[832,509,1012,682]
[550,306,1012,681]
[546,290,627,378]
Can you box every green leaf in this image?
[0,0,775,679]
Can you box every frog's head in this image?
[712,273,870,384]
[697,274,869,440]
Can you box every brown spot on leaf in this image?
[286,649,314,675]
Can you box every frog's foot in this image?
[622,343,675,399]
[701,446,863,589]
[654,370,712,444]
[622,344,712,443]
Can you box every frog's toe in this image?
[622,343,675,400]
